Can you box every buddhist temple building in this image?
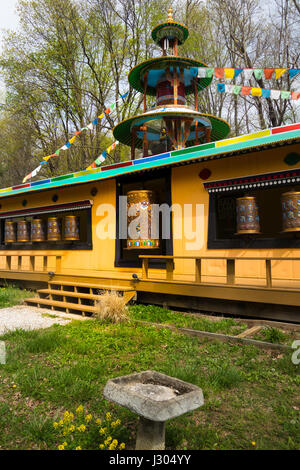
[0,9,300,322]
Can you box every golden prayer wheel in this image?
[64,215,80,241]
[17,220,30,242]
[126,190,160,249]
[47,217,61,241]
[31,218,46,242]
[4,220,16,243]
[236,196,260,234]
[281,191,300,232]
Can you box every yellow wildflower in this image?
[119,443,125,450]
[76,405,84,414]
[96,418,102,425]
[99,427,107,435]
[58,445,65,450]
[106,412,112,421]
[99,444,105,450]
[68,425,75,432]
[251,441,256,446]
[75,446,82,451]
[58,420,64,427]
[85,414,92,423]
[77,424,86,432]
[12,384,16,388]
[53,422,59,429]
[104,436,112,446]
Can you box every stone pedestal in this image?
[103,370,204,450]
[136,417,165,450]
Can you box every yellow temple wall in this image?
[0,142,300,287]
[0,178,118,276]
[171,143,300,286]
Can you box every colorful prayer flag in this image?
[264,69,274,79]
[217,83,225,93]
[214,68,224,78]
[254,69,263,80]
[241,86,252,95]
[275,68,287,79]
[281,90,291,99]
[270,89,281,100]
[243,69,253,80]
[224,68,235,79]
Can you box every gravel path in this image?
[0,305,72,335]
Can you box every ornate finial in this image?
[167,6,174,21]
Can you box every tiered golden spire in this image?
[167,6,174,21]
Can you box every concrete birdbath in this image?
[103,370,204,450]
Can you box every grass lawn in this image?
[0,299,299,451]
[0,286,32,308]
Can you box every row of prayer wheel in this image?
[236,192,300,234]
[4,216,80,243]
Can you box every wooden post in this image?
[143,72,148,112]
[131,127,136,160]
[226,259,235,285]
[29,256,35,272]
[174,67,178,105]
[205,127,211,143]
[173,38,178,56]
[17,256,22,271]
[43,256,48,272]
[142,258,149,279]
[195,258,202,283]
[6,256,11,271]
[194,78,198,111]
[266,259,272,288]
[56,256,62,274]
[166,259,174,281]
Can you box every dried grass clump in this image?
[94,291,129,323]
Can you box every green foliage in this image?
[0,305,299,450]
[52,407,126,450]
[260,327,287,344]
[0,286,32,308]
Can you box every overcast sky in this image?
[0,0,19,50]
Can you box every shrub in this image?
[94,291,129,324]
[261,327,286,344]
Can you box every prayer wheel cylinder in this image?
[236,196,260,234]
[47,217,61,241]
[31,219,46,242]
[281,191,300,232]
[64,215,80,241]
[4,220,16,243]
[126,190,160,249]
[17,220,30,242]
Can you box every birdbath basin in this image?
[103,370,204,450]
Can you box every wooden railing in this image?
[0,255,62,273]
[139,255,300,289]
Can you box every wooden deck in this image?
[0,253,300,321]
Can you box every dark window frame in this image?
[207,189,300,249]
[115,168,173,268]
[0,207,93,251]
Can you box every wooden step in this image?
[25,297,96,314]
[49,280,135,291]
[38,289,107,300]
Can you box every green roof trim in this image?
[0,125,299,199]
[128,57,212,96]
